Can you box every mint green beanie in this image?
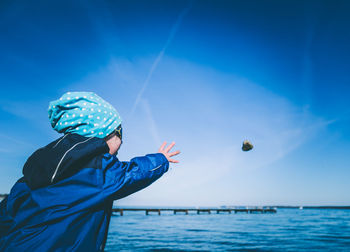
[48,92,122,138]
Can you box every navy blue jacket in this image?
[0,134,169,251]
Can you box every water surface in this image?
[106,209,350,251]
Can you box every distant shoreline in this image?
[114,205,350,210]
[1,194,349,209]
[272,206,350,209]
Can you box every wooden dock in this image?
[112,208,277,216]
[0,194,276,215]
[1,194,349,211]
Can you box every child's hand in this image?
[158,141,180,163]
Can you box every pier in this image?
[0,193,277,215]
[112,207,277,216]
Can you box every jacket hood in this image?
[22,133,109,190]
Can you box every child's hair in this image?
[104,124,123,141]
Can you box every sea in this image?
[105,208,350,251]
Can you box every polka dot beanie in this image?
[48,91,122,138]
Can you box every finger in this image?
[158,141,167,152]
[165,142,175,153]
[168,150,180,157]
[168,158,179,163]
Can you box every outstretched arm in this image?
[157,141,180,163]
[101,142,180,200]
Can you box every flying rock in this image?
[242,140,253,151]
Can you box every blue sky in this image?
[0,0,349,206]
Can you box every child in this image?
[0,91,180,251]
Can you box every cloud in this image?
[0,133,34,147]
[67,56,331,206]
[0,100,46,121]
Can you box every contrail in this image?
[128,1,193,119]
[141,99,162,147]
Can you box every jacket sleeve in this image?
[100,153,169,200]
